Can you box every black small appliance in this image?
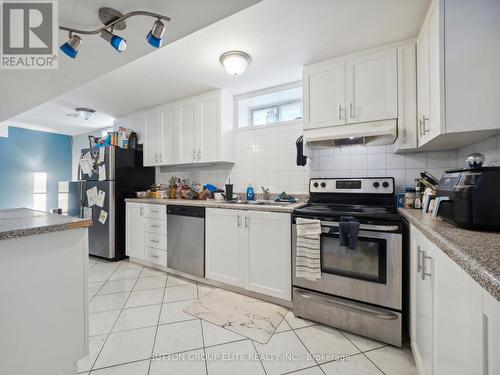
[435,167,500,230]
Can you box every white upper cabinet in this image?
[303,61,346,129]
[196,94,220,162]
[394,43,418,152]
[116,90,234,167]
[144,112,162,166]
[303,46,398,130]
[415,0,500,150]
[161,105,178,165]
[178,101,197,164]
[346,49,397,123]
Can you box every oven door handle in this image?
[295,289,399,321]
[319,221,399,232]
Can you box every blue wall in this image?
[0,127,72,210]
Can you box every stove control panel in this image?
[309,178,394,194]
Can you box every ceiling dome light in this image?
[75,108,96,121]
[60,34,83,59]
[146,19,165,48]
[100,29,127,52]
[219,51,251,76]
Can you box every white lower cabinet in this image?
[125,202,167,267]
[410,223,499,375]
[125,202,145,260]
[205,208,291,301]
[205,208,246,287]
[247,211,291,300]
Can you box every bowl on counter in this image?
[136,191,150,199]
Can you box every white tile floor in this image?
[83,257,418,375]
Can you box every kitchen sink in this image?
[226,200,294,206]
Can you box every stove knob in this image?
[320,182,326,188]
[373,181,380,188]
[313,182,319,188]
[382,181,389,188]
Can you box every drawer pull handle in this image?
[150,209,159,213]
[150,254,159,259]
[150,224,160,228]
[150,239,159,243]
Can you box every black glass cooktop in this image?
[294,203,400,222]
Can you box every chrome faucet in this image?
[261,186,270,200]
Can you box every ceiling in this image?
[0,0,261,127]
[7,0,430,135]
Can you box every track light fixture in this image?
[59,8,170,59]
[146,19,166,48]
[60,34,83,59]
[100,29,127,52]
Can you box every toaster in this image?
[434,167,500,230]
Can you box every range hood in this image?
[303,119,397,148]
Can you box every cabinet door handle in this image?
[338,105,342,120]
[244,216,249,229]
[155,154,158,163]
[422,116,429,135]
[197,150,201,160]
[417,246,422,274]
[421,251,432,280]
[418,119,423,137]
[402,127,407,144]
[192,150,196,161]
[350,103,354,119]
[237,214,241,228]
[140,207,144,216]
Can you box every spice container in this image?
[405,187,415,209]
[414,186,422,209]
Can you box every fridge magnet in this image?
[97,190,106,208]
[98,209,108,224]
[86,186,98,206]
[98,165,106,181]
[83,207,92,220]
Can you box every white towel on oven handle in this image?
[295,217,321,281]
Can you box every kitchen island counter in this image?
[399,208,500,301]
[0,208,90,374]
[0,207,92,241]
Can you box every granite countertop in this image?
[0,208,93,241]
[125,198,306,213]
[399,208,500,301]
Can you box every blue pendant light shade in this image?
[146,20,165,48]
[110,35,127,52]
[60,34,83,59]
[100,29,127,52]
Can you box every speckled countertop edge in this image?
[125,198,306,213]
[0,208,93,242]
[399,208,500,301]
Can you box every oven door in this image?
[292,219,402,310]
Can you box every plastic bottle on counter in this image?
[414,186,422,209]
[246,184,255,201]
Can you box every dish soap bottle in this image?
[246,184,255,201]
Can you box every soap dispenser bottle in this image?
[246,184,255,201]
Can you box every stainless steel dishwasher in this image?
[167,205,205,278]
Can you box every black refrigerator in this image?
[67,146,155,261]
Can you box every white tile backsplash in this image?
[156,124,500,194]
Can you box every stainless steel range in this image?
[292,177,403,346]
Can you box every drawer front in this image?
[144,204,166,220]
[144,218,167,235]
[145,247,167,266]
[145,232,167,251]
